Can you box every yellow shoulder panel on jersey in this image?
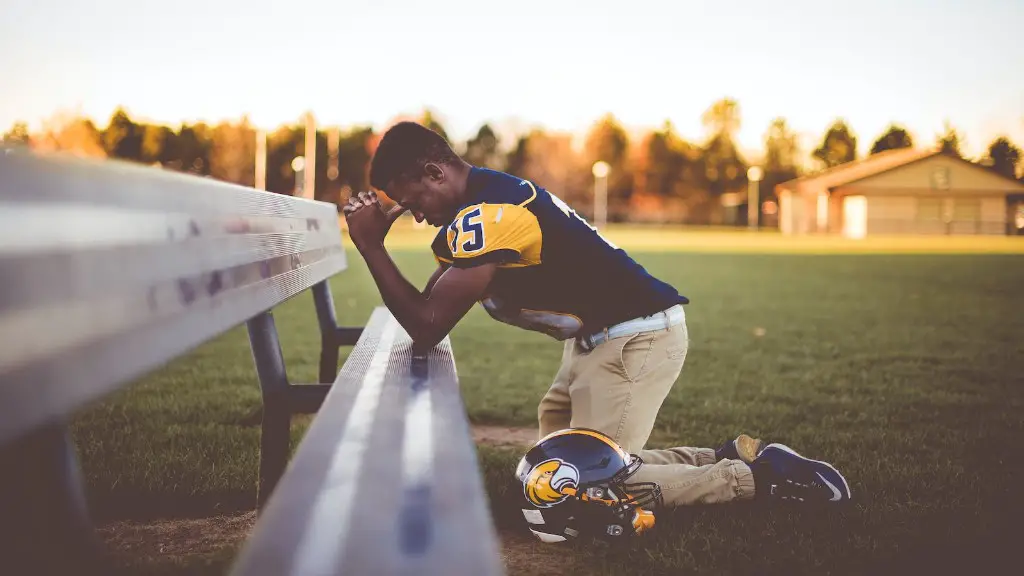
[448,203,541,267]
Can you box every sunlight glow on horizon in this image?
[1,0,1022,163]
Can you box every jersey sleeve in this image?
[447,203,541,268]
[431,226,454,265]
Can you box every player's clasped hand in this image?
[342,191,407,252]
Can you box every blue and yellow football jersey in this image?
[431,167,688,340]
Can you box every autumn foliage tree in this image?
[2,122,30,145]
[506,129,588,208]
[984,137,1021,180]
[32,113,106,158]
[937,121,964,157]
[813,119,858,169]
[583,113,633,219]
[462,123,503,170]
[10,98,1011,226]
[337,126,375,196]
[420,109,449,143]
[637,121,703,198]
[102,108,144,161]
[699,98,747,197]
[870,124,914,154]
[210,118,256,186]
[761,117,801,203]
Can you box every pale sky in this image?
[1,0,1022,163]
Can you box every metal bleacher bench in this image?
[0,149,504,576]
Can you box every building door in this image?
[950,197,981,234]
[842,196,867,239]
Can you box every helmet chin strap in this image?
[632,508,656,534]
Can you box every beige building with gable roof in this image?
[775,148,1024,237]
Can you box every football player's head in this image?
[369,121,470,227]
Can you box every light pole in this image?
[592,160,610,229]
[302,111,316,200]
[292,156,306,196]
[747,165,763,230]
[326,126,339,182]
[254,129,267,190]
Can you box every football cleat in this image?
[715,433,765,464]
[751,443,851,503]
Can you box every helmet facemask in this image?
[571,454,663,538]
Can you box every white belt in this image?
[576,304,685,352]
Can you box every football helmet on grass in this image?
[515,428,662,544]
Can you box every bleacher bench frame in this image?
[0,149,504,576]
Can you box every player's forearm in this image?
[359,245,444,349]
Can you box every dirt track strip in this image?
[96,426,544,575]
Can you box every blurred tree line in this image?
[3,101,1021,225]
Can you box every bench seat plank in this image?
[0,151,346,445]
[230,307,505,576]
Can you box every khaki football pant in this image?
[537,310,756,506]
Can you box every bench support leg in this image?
[0,422,99,575]
[312,280,363,383]
[247,311,292,512]
[247,283,368,512]
[312,280,341,384]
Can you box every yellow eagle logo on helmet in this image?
[524,458,580,508]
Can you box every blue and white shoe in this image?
[751,443,852,503]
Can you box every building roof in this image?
[776,147,940,194]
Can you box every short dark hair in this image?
[369,121,459,190]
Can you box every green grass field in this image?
[72,227,1024,574]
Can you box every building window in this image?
[930,167,951,190]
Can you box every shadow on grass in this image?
[477,446,1021,575]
